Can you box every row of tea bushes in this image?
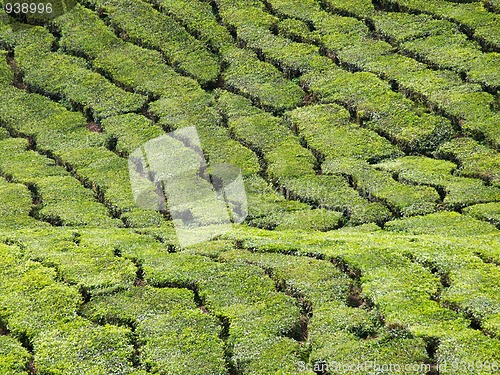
[133,249,308,373]
[373,12,500,90]
[33,318,137,374]
[7,26,146,120]
[220,45,305,112]
[0,335,30,374]
[215,90,388,224]
[0,50,12,85]
[82,284,227,374]
[379,0,500,51]
[0,242,82,340]
[87,0,220,85]
[214,89,316,179]
[301,68,454,153]
[436,137,500,187]
[56,4,202,99]
[285,103,403,163]
[226,226,500,371]
[215,0,331,75]
[0,137,120,227]
[146,0,234,51]
[324,158,440,216]
[266,0,499,148]
[0,83,164,227]
[375,156,500,210]
[213,248,428,374]
[277,174,393,225]
[464,202,500,228]
[0,176,47,229]
[56,6,262,181]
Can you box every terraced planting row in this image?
[0,0,499,373]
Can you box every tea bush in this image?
[0,335,30,374]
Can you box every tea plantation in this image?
[0,0,499,373]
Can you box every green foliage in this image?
[0,335,30,375]
[221,45,304,112]
[137,311,226,375]
[401,34,482,73]
[325,159,440,216]
[0,244,81,339]
[243,175,312,220]
[436,331,500,375]
[35,176,121,227]
[249,208,344,231]
[15,49,145,119]
[302,68,454,152]
[279,174,393,225]
[373,12,457,43]
[219,249,350,306]
[442,263,500,324]
[277,18,318,44]
[230,333,309,375]
[463,202,500,228]
[436,137,500,187]
[82,286,196,327]
[150,0,234,50]
[375,156,500,209]
[58,147,137,213]
[236,24,330,75]
[0,50,12,85]
[285,103,403,162]
[322,0,376,18]
[95,0,220,85]
[57,4,121,58]
[33,318,135,375]
[20,239,137,294]
[385,211,499,236]
[101,114,164,156]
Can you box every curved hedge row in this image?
[89,0,220,85]
[375,156,500,210]
[302,68,454,153]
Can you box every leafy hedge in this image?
[249,208,344,231]
[436,137,500,187]
[379,0,500,50]
[302,68,454,152]
[0,244,81,339]
[0,335,30,375]
[322,0,376,18]
[375,156,500,210]
[137,311,226,375]
[92,0,220,85]
[243,175,312,221]
[35,176,121,227]
[82,286,196,327]
[221,45,305,112]
[0,50,12,85]
[19,238,137,294]
[285,103,403,162]
[57,5,202,99]
[148,0,234,51]
[308,303,429,375]
[436,330,500,375]
[279,174,393,225]
[215,90,316,180]
[12,26,145,119]
[463,202,500,228]
[100,114,164,156]
[33,318,135,375]
[219,249,350,306]
[384,211,499,236]
[324,159,440,216]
